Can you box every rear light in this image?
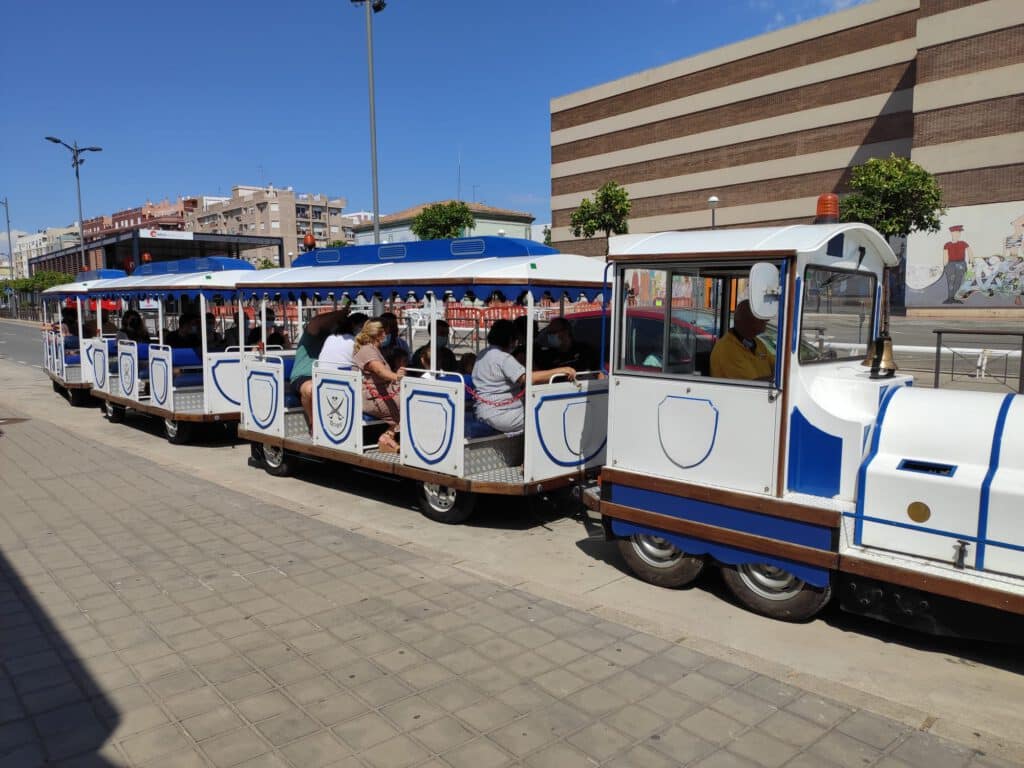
[815,193,839,223]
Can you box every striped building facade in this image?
[549,0,1023,313]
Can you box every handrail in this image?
[933,328,1024,393]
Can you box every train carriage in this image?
[41,269,127,406]
[587,219,1024,635]
[236,236,609,522]
[81,257,262,443]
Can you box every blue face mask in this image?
[382,333,392,346]
[545,333,560,348]
[437,337,449,349]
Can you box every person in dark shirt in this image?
[539,317,597,371]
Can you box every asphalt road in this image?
[3,316,1023,755]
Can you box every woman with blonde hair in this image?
[353,320,405,452]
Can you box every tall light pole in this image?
[351,0,386,245]
[45,136,102,271]
[0,197,13,275]
[707,195,720,230]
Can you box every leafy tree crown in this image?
[569,181,631,253]
[839,154,946,239]
[411,201,476,241]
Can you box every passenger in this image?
[459,352,476,376]
[511,315,539,366]
[352,320,405,453]
[289,308,351,428]
[471,319,576,435]
[387,347,409,374]
[205,313,224,351]
[412,321,457,372]
[540,316,597,371]
[247,308,287,348]
[378,311,411,358]
[60,307,79,336]
[117,310,152,344]
[166,314,201,349]
[222,323,241,349]
[710,299,775,381]
[319,315,357,369]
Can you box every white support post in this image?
[525,292,534,395]
[237,297,244,353]
[429,294,437,373]
[158,300,164,345]
[260,299,268,347]
[199,294,208,351]
[76,297,84,338]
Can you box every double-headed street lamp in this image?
[45,136,102,271]
[351,0,386,245]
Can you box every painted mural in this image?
[906,201,1024,309]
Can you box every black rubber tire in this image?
[720,563,832,622]
[69,388,90,407]
[52,380,61,394]
[105,400,126,424]
[164,418,193,445]
[248,442,266,469]
[617,535,706,588]
[416,483,476,524]
[262,444,292,477]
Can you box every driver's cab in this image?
[605,223,903,501]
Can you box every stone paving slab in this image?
[0,416,1016,768]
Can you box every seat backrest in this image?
[171,348,203,367]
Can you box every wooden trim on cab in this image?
[603,501,838,569]
[600,467,839,527]
[607,250,796,263]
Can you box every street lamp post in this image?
[351,0,386,245]
[45,136,102,271]
[0,197,13,276]
[707,195,720,230]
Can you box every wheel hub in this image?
[423,483,456,512]
[264,445,284,468]
[631,534,684,569]
[737,563,803,601]
[164,419,178,438]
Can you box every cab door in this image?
[606,263,785,496]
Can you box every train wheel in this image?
[69,388,89,407]
[618,535,705,588]
[248,442,266,469]
[164,418,193,445]
[104,400,126,424]
[417,483,476,524]
[721,563,831,622]
[262,445,292,477]
[52,380,61,394]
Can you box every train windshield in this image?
[799,266,876,363]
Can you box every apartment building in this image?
[187,185,348,266]
[13,226,80,277]
[351,201,534,245]
[550,0,1023,313]
[83,198,196,242]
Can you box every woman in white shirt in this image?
[319,313,367,369]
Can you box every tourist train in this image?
[40,226,1024,636]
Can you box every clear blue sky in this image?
[0,0,863,245]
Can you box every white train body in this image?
[595,223,1024,631]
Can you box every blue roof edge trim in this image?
[76,269,127,281]
[238,285,604,303]
[291,236,558,268]
[133,257,255,275]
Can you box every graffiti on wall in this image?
[906,202,1024,308]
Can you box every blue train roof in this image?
[132,256,255,275]
[291,236,558,268]
[76,268,127,281]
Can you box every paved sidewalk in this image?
[0,415,1016,768]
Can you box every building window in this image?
[260,222,266,231]
[270,203,279,213]
[271,221,280,230]
[330,226,339,234]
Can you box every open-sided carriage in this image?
[81,257,263,443]
[587,222,1024,635]
[237,237,609,522]
[41,269,127,406]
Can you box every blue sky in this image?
[0,0,865,249]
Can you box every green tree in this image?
[411,201,475,240]
[840,154,946,239]
[569,181,631,254]
[327,240,350,248]
[256,258,278,270]
[542,225,552,246]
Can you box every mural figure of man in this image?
[942,224,972,304]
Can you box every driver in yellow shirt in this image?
[710,300,775,381]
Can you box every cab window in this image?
[799,266,876,363]
[616,262,779,383]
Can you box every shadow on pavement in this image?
[572,523,1024,675]
[0,549,119,765]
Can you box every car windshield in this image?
[799,266,876,363]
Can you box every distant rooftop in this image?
[352,200,534,231]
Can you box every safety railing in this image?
[933,328,1024,394]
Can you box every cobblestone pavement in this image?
[0,416,1018,768]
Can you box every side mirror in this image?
[748,262,781,320]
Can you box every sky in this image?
[0,0,867,257]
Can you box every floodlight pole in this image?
[45,137,102,271]
[0,197,13,276]
[353,0,384,245]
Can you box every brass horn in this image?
[861,332,898,379]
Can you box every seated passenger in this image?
[387,347,409,374]
[459,352,476,376]
[319,315,357,369]
[165,314,201,349]
[117,310,151,344]
[205,312,225,351]
[412,321,457,373]
[378,311,411,358]
[247,308,287,348]
[352,321,406,453]
[471,319,576,435]
[710,300,775,381]
[289,308,351,427]
[539,316,597,371]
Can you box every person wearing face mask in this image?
[377,311,411,359]
[166,314,201,349]
[412,320,457,373]
[539,317,597,371]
